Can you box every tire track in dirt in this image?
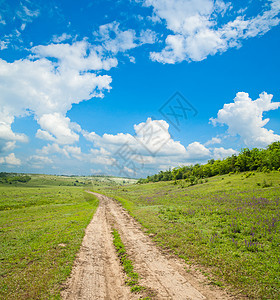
[61,194,135,300]
[62,191,235,299]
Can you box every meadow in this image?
[0,175,101,299]
[96,171,280,299]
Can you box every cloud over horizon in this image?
[211,92,280,148]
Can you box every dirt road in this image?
[62,192,234,299]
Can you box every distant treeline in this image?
[138,141,280,184]
[0,173,31,184]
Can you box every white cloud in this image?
[124,166,135,174]
[16,4,40,23]
[139,29,158,44]
[28,155,53,168]
[64,145,82,160]
[0,41,7,50]
[64,145,82,156]
[84,118,186,157]
[147,13,162,24]
[143,0,280,63]
[95,21,157,54]
[0,153,21,166]
[2,141,16,152]
[0,1,40,51]
[210,91,280,148]
[0,40,115,146]
[128,55,136,63]
[88,148,115,165]
[34,115,247,176]
[0,51,112,118]
[97,22,137,54]
[39,143,69,157]
[205,137,222,145]
[37,113,80,145]
[0,16,6,25]
[38,143,83,159]
[0,120,27,143]
[52,33,72,43]
[0,114,28,154]
[213,147,238,160]
[185,141,211,160]
[20,23,26,31]
[31,40,118,72]
[83,118,219,176]
[36,129,56,142]
[134,118,186,155]
[83,118,238,174]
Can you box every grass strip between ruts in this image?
[112,228,152,299]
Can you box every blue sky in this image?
[0,0,280,177]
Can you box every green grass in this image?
[0,185,99,299]
[112,229,147,295]
[97,171,280,299]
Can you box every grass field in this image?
[96,171,280,299]
[0,175,101,299]
[1,172,279,299]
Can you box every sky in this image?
[0,0,280,178]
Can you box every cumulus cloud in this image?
[83,118,186,176]
[83,118,221,176]
[34,116,243,176]
[31,41,118,72]
[0,120,27,143]
[0,113,28,154]
[185,142,211,160]
[64,145,82,160]
[0,40,115,148]
[134,118,186,155]
[1,16,157,157]
[142,0,280,63]
[0,153,21,166]
[37,113,80,145]
[84,118,186,157]
[36,130,56,142]
[210,91,280,148]
[213,147,238,160]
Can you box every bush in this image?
[262,179,273,188]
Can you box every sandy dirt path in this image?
[62,192,235,300]
[61,193,135,300]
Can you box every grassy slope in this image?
[0,176,99,299]
[97,171,280,299]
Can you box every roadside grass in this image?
[0,185,98,299]
[112,229,152,299]
[97,171,280,299]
